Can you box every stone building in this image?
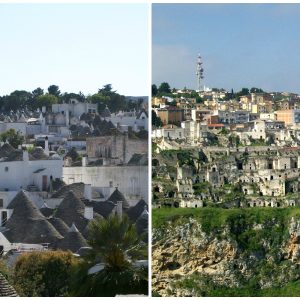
[86,134,147,165]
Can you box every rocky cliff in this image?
[152,208,300,296]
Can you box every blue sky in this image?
[0,3,149,96]
[152,4,300,93]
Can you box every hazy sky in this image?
[0,3,149,96]
[153,4,300,93]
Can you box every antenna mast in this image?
[196,54,204,91]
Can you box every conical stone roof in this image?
[0,144,15,158]
[54,190,88,231]
[48,217,69,237]
[0,273,18,297]
[101,106,111,118]
[126,199,148,222]
[56,223,87,253]
[5,191,62,244]
[107,188,130,209]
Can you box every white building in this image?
[52,100,97,118]
[152,125,184,140]
[62,164,148,204]
[0,143,63,192]
[107,110,148,132]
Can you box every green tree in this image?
[35,94,58,109]
[32,88,44,98]
[0,129,24,149]
[13,251,78,297]
[250,87,264,93]
[236,88,250,97]
[60,92,85,103]
[48,85,61,97]
[152,84,158,96]
[158,82,171,95]
[98,84,115,94]
[94,84,126,113]
[70,215,148,296]
[1,90,32,111]
[87,93,109,113]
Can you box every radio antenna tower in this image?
[196,54,204,91]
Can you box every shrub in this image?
[13,250,79,297]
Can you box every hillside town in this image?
[152,84,300,209]
[0,85,148,296]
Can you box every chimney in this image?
[84,206,93,220]
[44,136,49,156]
[23,148,29,162]
[82,156,87,167]
[66,110,70,126]
[84,184,92,201]
[116,201,122,218]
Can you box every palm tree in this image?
[70,215,148,296]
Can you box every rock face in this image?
[152,214,300,297]
[284,217,300,263]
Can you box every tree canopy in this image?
[13,251,78,297]
[0,84,140,113]
[0,129,24,149]
[158,82,171,95]
[70,215,148,297]
[47,85,61,97]
[152,84,158,96]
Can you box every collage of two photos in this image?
[1,1,300,298]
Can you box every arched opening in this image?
[154,186,160,193]
[168,191,175,198]
[195,204,198,208]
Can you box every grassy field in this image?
[153,206,300,230]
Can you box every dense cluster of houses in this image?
[152,89,300,209]
[0,99,148,259]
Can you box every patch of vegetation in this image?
[174,273,300,297]
[153,207,300,296]
[152,207,300,234]
[193,182,211,194]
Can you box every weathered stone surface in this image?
[153,217,300,296]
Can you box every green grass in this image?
[153,207,300,230]
[186,279,300,296]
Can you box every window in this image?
[109,181,113,188]
[0,199,3,208]
[4,167,8,172]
